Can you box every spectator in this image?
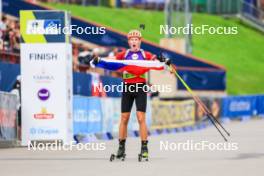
[0,16,20,53]
[0,15,7,50]
[121,0,133,8]
[10,75,21,140]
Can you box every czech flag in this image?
[95,58,165,76]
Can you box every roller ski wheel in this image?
[110,139,126,162]
[110,154,115,162]
[138,152,148,162]
[139,140,149,162]
[109,153,126,162]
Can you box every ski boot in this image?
[138,140,149,162]
[110,139,126,162]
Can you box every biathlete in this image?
[110,29,156,162]
[90,29,171,162]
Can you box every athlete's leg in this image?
[119,112,130,139]
[116,85,134,158]
[136,111,148,141]
[120,86,134,139]
[135,84,149,159]
[135,84,148,141]
[117,112,130,158]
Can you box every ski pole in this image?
[171,64,230,136]
[169,64,230,141]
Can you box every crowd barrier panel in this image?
[0,91,18,147]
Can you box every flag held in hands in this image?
[94,58,165,76]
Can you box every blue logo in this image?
[44,20,60,29]
[30,127,59,135]
[30,128,37,135]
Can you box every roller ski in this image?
[110,139,126,162]
[138,141,149,162]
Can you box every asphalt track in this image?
[0,119,264,176]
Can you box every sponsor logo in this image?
[30,127,37,135]
[30,127,59,135]
[33,67,55,83]
[38,88,50,101]
[74,110,101,122]
[27,19,61,35]
[34,107,54,119]
[132,53,139,60]
[230,101,251,111]
[33,74,54,83]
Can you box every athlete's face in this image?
[128,37,141,52]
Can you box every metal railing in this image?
[238,0,264,32]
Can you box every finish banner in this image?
[151,99,195,129]
[20,10,73,145]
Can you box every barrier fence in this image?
[73,96,152,136]
[72,94,264,138]
[1,92,264,144]
[151,99,195,129]
[195,97,222,121]
[221,95,261,119]
[0,91,18,147]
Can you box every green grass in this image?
[43,3,264,95]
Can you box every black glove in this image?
[165,58,171,66]
[157,53,166,62]
[78,52,94,65]
[78,52,100,67]
[157,53,171,66]
[91,55,100,65]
